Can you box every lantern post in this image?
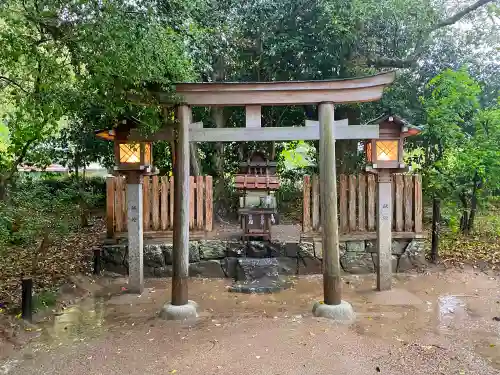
[96,120,156,294]
[365,115,421,291]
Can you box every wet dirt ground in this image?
[2,267,500,374]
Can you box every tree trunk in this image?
[336,106,361,174]
[459,192,468,233]
[466,172,480,234]
[212,107,227,218]
[0,177,6,201]
[190,143,202,176]
[75,160,89,227]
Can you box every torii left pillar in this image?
[312,102,355,322]
[160,104,198,320]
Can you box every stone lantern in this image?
[364,114,421,292]
[364,115,421,171]
[96,118,157,294]
[96,120,154,175]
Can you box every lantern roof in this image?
[367,113,422,137]
[95,117,141,141]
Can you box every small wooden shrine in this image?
[235,150,279,241]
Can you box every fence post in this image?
[311,175,320,230]
[106,177,115,238]
[302,175,311,232]
[414,175,423,233]
[431,197,441,264]
[205,176,213,231]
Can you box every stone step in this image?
[235,257,279,282]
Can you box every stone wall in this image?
[101,239,426,278]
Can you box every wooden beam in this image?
[127,120,377,142]
[305,119,348,127]
[161,72,396,106]
[184,124,378,142]
[246,105,261,127]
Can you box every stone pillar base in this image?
[312,300,355,323]
[159,300,198,320]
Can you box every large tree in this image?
[0,0,194,199]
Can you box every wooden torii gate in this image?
[129,72,396,320]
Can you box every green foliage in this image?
[32,289,58,312]
[0,0,194,197]
[279,141,316,174]
[420,67,500,233]
[275,180,303,222]
[0,175,105,251]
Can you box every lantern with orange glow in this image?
[365,115,421,170]
[95,119,154,173]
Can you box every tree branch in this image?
[7,139,36,181]
[0,76,29,93]
[368,0,495,68]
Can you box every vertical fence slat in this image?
[151,176,160,230]
[161,176,169,231]
[392,176,397,229]
[196,176,204,230]
[311,174,320,231]
[303,175,311,232]
[169,176,174,229]
[115,177,124,232]
[189,176,195,229]
[123,177,127,231]
[395,174,404,232]
[302,176,311,232]
[143,177,151,231]
[348,175,357,231]
[106,177,115,237]
[404,174,414,232]
[205,176,213,231]
[358,174,366,231]
[339,174,348,233]
[367,174,376,231]
[414,175,423,233]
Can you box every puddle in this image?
[37,298,106,346]
[437,295,468,331]
[0,359,19,375]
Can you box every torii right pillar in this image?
[312,102,355,322]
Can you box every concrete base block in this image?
[312,300,355,323]
[159,300,198,320]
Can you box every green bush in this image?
[275,179,303,222]
[0,175,105,251]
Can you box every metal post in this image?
[127,172,144,294]
[318,102,341,305]
[93,248,101,275]
[21,278,33,322]
[172,105,191,306]
[377,170,392,291]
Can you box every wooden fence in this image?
[302,174,423,234]
[106,175,213,237]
